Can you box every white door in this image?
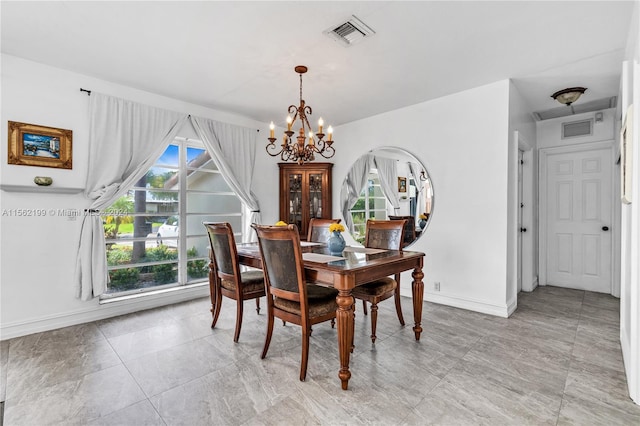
[543,144,613,293]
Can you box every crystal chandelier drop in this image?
[266,65,335,165]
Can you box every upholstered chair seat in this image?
[351,277,396,297]
[221,270,265,293]
[274,285,338,317]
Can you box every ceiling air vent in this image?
[324,15,375,47]
[562,119,593,139]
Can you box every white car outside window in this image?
[157,216,178,246]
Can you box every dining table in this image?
[236,241,426,390]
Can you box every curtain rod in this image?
[79,88,260,132]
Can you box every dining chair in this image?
[307,218,341,242]
[204,222,266,343]
[253,223,338,381]
[388,215,416,247]
[351,219,406,343]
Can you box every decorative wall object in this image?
[397,176,407,192]
[7,121,72,169]
[620,104,633,204]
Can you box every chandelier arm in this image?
[313,139,335,159]
[266,142,285,158]
[317,147,335,159]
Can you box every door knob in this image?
[602,226,609,231]
[520,227,527,233]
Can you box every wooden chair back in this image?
[307,218,341,242]
[365,219,407,251]
[388,215,416,247]
[204,222,241,283]
[254,224,308,309]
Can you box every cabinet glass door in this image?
[288,173,303,230]
[308,173,323,219]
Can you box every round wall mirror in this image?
[339,147,434,247]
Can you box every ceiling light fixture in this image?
[267,65,334,165]
[551,87,587,106]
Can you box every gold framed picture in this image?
[398,176,407,192]
[620,105,633,204]
[8,121,72,169]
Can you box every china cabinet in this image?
[279,162,333,239]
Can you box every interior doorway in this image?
[539,141,614,293]
[517,149,524,294]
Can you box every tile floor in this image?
[1,286,639,425]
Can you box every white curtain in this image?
[374,156,400,212]
[74,93,188,300]
[408,161,425,216]
[408,162,424,194]
[341,154,374,232]
[190,116,261,242]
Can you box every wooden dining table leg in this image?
[336,289,354,390]
[411,264,425,340]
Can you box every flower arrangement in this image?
[275,221,288,226]
[329,223,345,233]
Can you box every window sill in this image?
[99,281,208,305]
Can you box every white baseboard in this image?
[400,288,511,318]
[0,285,210,341]
[506,296,518,317]
[425,293,511,317]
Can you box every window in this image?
[349,170,388,244]
[102,138,243,296]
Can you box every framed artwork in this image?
[620,105,633,204]
[7,121,72,169]
[398,176,407,192]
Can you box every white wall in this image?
[332,80,514,317]
[0,54,272,339]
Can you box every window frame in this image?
[100,137,244,299]
[349,170,389,240]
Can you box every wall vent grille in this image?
[562,119,593,139]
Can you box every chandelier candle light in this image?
[267,65,335,165]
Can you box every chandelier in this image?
[267,65,335,165]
